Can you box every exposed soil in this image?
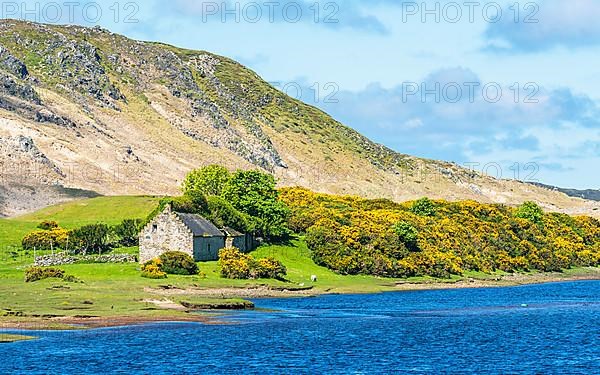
[145,285,317,299]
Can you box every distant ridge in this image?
[530,182,600,202]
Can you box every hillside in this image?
[0,20,598,217]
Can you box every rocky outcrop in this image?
[0,73,40,104]
[0,70,77,129]
[0,22,288,172]
[153,51,285,170]
[0,45,29,78]
[1,23,124,109]
[0,135,65,178]
[0,95,77,128]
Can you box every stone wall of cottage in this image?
[194,236,226,261]
[139,205,194,263]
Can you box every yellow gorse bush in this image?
[280,187,600,278]
[22,228,71,250]
[141,258,167,279]
[218,247,287,280]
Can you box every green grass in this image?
[0,334,37,343]
[0,240,398,320]
[15,196,160,228]
[250,240,400,293]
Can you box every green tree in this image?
[182,165,231,196]
[515,201,544,226]
[184,188,209,212]
[221,170,290,239]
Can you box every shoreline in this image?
[393,270,600,291]
[2,270,599,331]
[0,313,217,331]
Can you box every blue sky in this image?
[8,0,600,188]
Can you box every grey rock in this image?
[0,45,29,79]
[0,73,41,104]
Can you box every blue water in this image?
[2,281,600,374]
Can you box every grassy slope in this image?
[0,196,160,249]
[16,196,161,227]
[0,196,160,319]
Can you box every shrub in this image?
[281,188,600,278]
[393,221,419,251]
[218,247,287,280]
[394,259,418,278]
[412,251,463,279]
[112,219,143,247]
[37,221,59,230]
[411,198,436,217]
[218,247,252,279]
[252,257,287,280]
[305,225,340,252]
[22,229,70,250]
[141,259,168,279]
[25,267,64,282]
[71,224,111,255]
[158,251,199,275]
[576,250,600,267]
[24,267,81,283]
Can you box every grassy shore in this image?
[0,334,37,343]
[1,196,599,330]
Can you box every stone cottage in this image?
[139,205,253,263]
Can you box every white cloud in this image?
[485,0,600,51]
